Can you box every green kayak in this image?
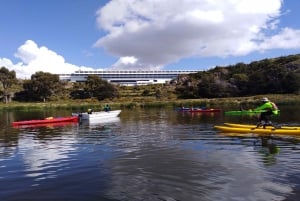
[225,110,280,116]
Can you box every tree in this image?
[282,72,300,93]
[230,73,249,95]
[22,71,63,102]
[141,89,151,96]
[0,67,17,103]
[85,75,101,98]
[84,75,119,100]
[70,82,90,99]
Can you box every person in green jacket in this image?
[254,97,279,128]
[103,104,111,112]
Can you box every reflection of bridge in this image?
[59,70,199,86]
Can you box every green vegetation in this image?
[70,75,119,100]
[14,71,64,102]
[0,67,17,103]
[1,54,300,110]
[175,54,300,98]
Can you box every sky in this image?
[1,0,300,79]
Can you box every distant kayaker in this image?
[87,108,93,114]
[254,97,279,128]
[104,104,111,112]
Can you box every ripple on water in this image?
[2,108,300,201]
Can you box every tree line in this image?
[0,54,300,103]
[174,54,300,98]
[0,67,118,103]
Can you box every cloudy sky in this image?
[0,0,300,79]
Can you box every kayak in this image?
[178,107,221,113]
[12,116,78,126]
[225,110,280,115]
[224,123,300,130]
[214,125,300,135]
[225,110,262,115]
[189,108,221,113]
[13,121,78,128]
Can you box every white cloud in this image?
[0,40,95,79]
[94,0,300,69]
[259,28,300,50]
[1,0,300,78]
[110,56,162,70]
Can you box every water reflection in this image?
[104,132,292,201]
[0,107,300,201]
[17,126,78,180]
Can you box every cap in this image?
[261,97,269,102]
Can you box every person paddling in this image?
[103,104,111,112]
[254,97,279,128]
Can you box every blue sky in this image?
[1,0,300,78]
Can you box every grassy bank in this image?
[1,94,299,111]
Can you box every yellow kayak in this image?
[214,125,300,135]
[224,123,300,130]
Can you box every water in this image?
[1,106,300,201]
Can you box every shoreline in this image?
[1,94,299,111]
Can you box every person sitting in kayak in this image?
[103,104,111,112]
[254,97,279,128]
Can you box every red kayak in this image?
[178,107,221,113]
[189,108,221,113]
[12,121,78,128]
[12,116,78,126]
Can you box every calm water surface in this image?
[1,106,300,201]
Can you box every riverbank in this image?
[1,94,299,111]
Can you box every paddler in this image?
[103,104,111,112]
[254,97,279,128]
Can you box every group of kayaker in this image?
[179,97,279,128]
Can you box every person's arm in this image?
[254,103,268,111]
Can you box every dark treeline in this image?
[174,54,300,98]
